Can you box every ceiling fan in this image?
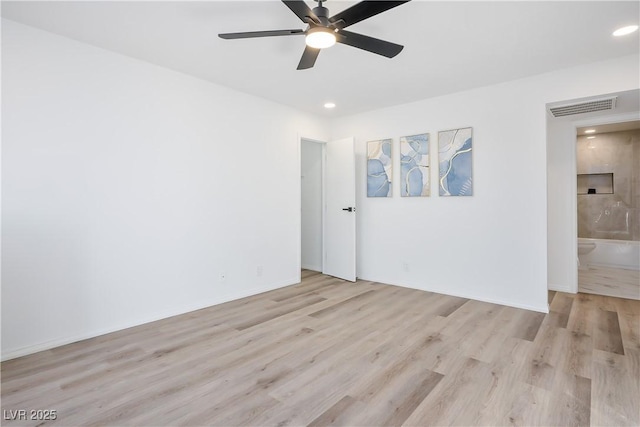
[218,0,411,70]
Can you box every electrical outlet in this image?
[402,262,410,272]
[257,266,263,277]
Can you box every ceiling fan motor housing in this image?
[311,5,331,26]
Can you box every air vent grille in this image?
[549,97,617,117]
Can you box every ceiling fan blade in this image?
[330,1,410,29]
[219,29,304,39]
[336,30,403,58]
[297,46,321,70]
[282,0,320,25]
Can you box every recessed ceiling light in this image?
[587,136,596,139]
[584,129,596,134]
[324,102,336,109]
[613,25,639,37]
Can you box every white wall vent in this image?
[548,96,617,117]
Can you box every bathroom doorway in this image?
[546,88,640,299]
[575,121,640,300]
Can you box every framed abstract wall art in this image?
[367,139,393,197]
[400,133,430,197]
[438,127,473,196]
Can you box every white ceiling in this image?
[2,1,639,117]
[577,120,640,135]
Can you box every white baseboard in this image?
[359,275,549,313]
[548,282,576,293]
[1,278,298,361]
[301,264,322,272]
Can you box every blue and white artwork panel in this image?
[438,127,473,196]
[367,139,393,197]
[400,133,430,197]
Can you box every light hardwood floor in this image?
[578,265,640,300]
[2,270,639,426]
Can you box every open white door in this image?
[323,137,356,281]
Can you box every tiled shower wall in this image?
[577,129,640,241]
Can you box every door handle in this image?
[342,207,355,212]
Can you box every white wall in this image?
[330,54,640,312]
[3,18,639,359]
[1,20,329,360]
[300,140,323,272]
[547,118,579,292]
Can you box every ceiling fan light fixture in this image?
[305,27,336,49]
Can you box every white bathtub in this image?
[578,238,640,271]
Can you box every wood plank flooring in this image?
[579,265,640,300]
[2,270,639,426]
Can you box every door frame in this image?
[546,107,639,295]
[297,136,327,283]
[569,112,640,293]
